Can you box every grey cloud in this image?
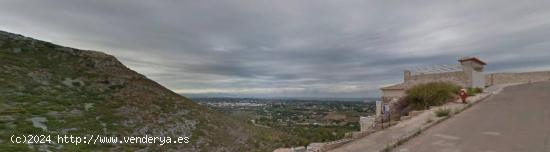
[2,0,550,98]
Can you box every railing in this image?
[406,64,463,75]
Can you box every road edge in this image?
[380,84,519,152]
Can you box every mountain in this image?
[0,30,304,151]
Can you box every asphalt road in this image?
[394,81,550,152]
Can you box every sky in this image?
[1,0,550,98]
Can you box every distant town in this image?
[193,97,377,143]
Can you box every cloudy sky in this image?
[1,0,550,98]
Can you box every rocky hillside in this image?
[0,30,304,151]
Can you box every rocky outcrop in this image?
[0,30,300,151]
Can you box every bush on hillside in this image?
[435,108,451,117]
[466,87,483,96]
[393,98,411,117]
[405,82,460,110]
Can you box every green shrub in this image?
[405,82,460,110]
[466,87,483,96]
[425,118,433,124]
[434,108,451,117]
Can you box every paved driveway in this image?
[394,81,550,152]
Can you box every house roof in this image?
[380,83,407,90]
[458,56,486,65]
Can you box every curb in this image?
[381,92,494,152]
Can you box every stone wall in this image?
[485,71,550,86]
[405,71,468,87]
[359,116,375,132]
